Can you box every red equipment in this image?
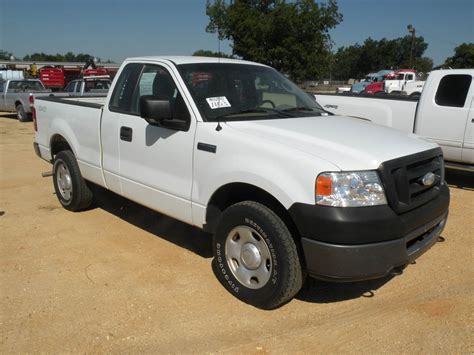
[39,67,82,90]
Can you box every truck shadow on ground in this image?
[89,184,399,304]
[445,169,474,190]
[0,113,19,120]
[295,275,395,303]
[89,184,214,258]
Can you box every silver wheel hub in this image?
[240,243,261,270]
[56,162,72,201]
[225,226,272,289]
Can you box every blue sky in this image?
[0,0,472,65]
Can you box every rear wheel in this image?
[213,201,303,309]
[16,104,29,122]
[53,150,93,211]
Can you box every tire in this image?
[52,150,93,211]
[16,104,29,122]
[213,201,303,309]
[410,92,421,99]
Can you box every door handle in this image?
[120,126,133,142]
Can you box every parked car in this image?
[401,79,425,98]
[0,79,50,121]
[384,69,419,94]
[1,76,111,121]
[350,72,375,93]
[315,69,474,172]
[351,70,393,94]
[364,69,417,95]
[63,76,111,96]
[33,56,449,309]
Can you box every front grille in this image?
[378,148,444,214]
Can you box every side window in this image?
[76,82,83,93]
[435,74,472,108]
[136,65,177,99]
[406,74,414,81]
[0,81,4,92]
[109,63,143,113]
[133,64,190,121]
[64,82,75,92]
[9,81,19,91]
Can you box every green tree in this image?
[332,35,432,80]
[444,43,474,68]
[206,0,342,82]
[192,49,232,58]
[20,52,96,62]
[0,50,13,60]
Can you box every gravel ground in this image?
[0,113,473,353]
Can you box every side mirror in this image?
[139,96,188,131]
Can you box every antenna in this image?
[217,28,221,63]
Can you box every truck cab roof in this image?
[124,56,265,67]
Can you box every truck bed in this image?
[36,95,107,108]
[314,93,419,133]
[35,95,107,187]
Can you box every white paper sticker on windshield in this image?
[206,96,231,109]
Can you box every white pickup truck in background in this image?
[33,56,449,309]
[315,69,474,172]
[384,70,419,94]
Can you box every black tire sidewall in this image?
[53,151,80,210]
[16,104,27,122]
[213,203,296,308]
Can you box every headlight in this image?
[316,171,387,207]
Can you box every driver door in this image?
[115,63,195,224]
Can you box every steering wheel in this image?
[259,99,276,108]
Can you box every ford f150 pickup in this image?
[315,69,474,172]
[63,76,111,96]
[0,79,50,121]
[1,77,111,122]
[33,56,450,309]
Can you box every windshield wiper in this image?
[282,106,319,113]
[282,106,331,116]
[214,107,292,120]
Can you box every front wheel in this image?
[53,150,93,211]
[213,201,304,309]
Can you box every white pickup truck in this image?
[315,69,474,172]
[33,56,449,309]
[384,70,418,94]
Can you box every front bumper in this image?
[289,184,449,281]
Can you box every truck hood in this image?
[226,115,438,171]
[351,81,368,92]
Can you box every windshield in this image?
[8,80,45,92]
[177,63,325,122]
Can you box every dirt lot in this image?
[0,113,472,353]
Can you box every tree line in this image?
[202,0,473,81]
[0,50,112,63]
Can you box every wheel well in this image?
[15,101,22,108]
[205,183,299,238]
[50,135,72,158]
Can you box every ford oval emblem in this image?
[421,172,436,186]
